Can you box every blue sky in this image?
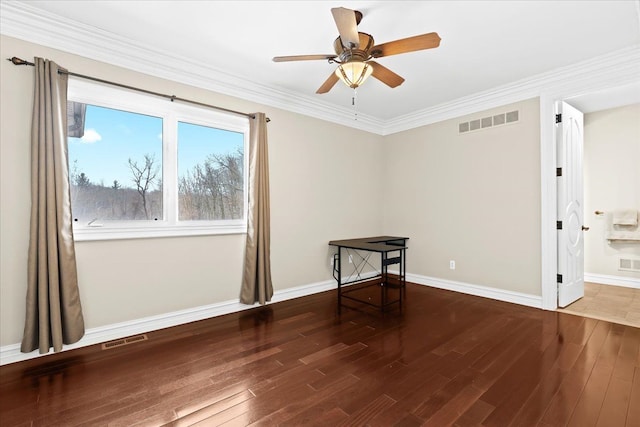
[68,104,243,188]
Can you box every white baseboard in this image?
[584,273,640,289]
[1,272,544,366]
[0,279,337,366]
[406,273,543,309]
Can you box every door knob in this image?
[582,226,590,231]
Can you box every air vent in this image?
[506,110,519,123]
[459,110,520,134]
[619,257,640,272]
[101,334,148,350]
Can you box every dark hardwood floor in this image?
[1,283,638,426]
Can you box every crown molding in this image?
[1,1,639,136]
[383,45,640,134]
[0,1,385,134]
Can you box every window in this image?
[69,105,164,222]
[67,78,249,240]
[177,121,244,221]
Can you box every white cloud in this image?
[158,132,163,140]
[81,128,102,143]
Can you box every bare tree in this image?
[128,154,159,219]
[211,149,243,218]
[177,148,243,220]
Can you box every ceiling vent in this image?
[619,257,640,272]
[459,110,519,134]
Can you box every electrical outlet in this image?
[449,260,456,270]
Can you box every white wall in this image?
[382,99,542,295]
[583,103,640,280]
[0,35,384,347]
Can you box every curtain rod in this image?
[7,57,270,122]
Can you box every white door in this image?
[557,101,585,307]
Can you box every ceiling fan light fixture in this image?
[273,7,440,94]
[335,61,373,89]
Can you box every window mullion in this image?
[163,114,178,225]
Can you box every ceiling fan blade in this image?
[273,54,337,62]
[371,32,441,58]
[369,61,405,88]
[331,7,360,49]
[316,72,340,94]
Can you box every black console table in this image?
[328,236,408,313]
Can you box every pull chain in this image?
[352,87,358,120]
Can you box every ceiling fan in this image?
[272,7,441,94]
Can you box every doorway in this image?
[554,97,640,326]
[540,81,640,312]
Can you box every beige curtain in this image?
[240,113,273,304]
[21,58,85,354]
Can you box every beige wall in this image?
[0,35,384,347]
[583,104,640,278]
[1,34,546,350]
[382,99,542,295]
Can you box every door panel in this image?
[557,101,585,307]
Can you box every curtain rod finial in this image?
[7,57,33,66]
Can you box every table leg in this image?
[337,247,342,314]
[381,251,387,311]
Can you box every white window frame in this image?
[68,78,249,241]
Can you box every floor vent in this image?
[101,334,148,350]
[619,257,640,272]
[459,109,519,134]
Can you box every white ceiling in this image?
[2,1,640,129]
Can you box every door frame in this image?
[540,93,560,310]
